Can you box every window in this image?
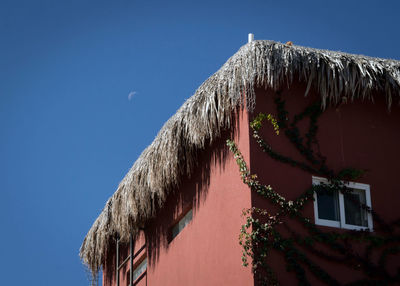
[132,257,147,282]
[170,209,193,241]
[312,176,373,231]
[127,257,147,285]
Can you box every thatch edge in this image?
[80,40,400,279]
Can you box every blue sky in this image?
[1,0,399,285]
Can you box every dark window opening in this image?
[170,209,193,242]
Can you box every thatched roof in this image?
[80,40,400,278]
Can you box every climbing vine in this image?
[227,93,400,285]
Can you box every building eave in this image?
[80,40,400,278]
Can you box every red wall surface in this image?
[249,83,400,285]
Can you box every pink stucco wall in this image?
[250,83,400,285]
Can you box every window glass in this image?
[344,189,367,227]
[171,209,193,240]
[132,258,147,282]
[316,189,339,221]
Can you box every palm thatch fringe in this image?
[80,40,400,280]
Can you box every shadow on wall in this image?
[103,108,243,283]
[145,111,240,266]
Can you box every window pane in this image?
[316,190,339,221]
[171,209,193,240]
[344,189,367,227]
[132,258,147,282]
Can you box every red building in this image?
[81,39,400,285]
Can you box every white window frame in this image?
[312,176,373,231]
